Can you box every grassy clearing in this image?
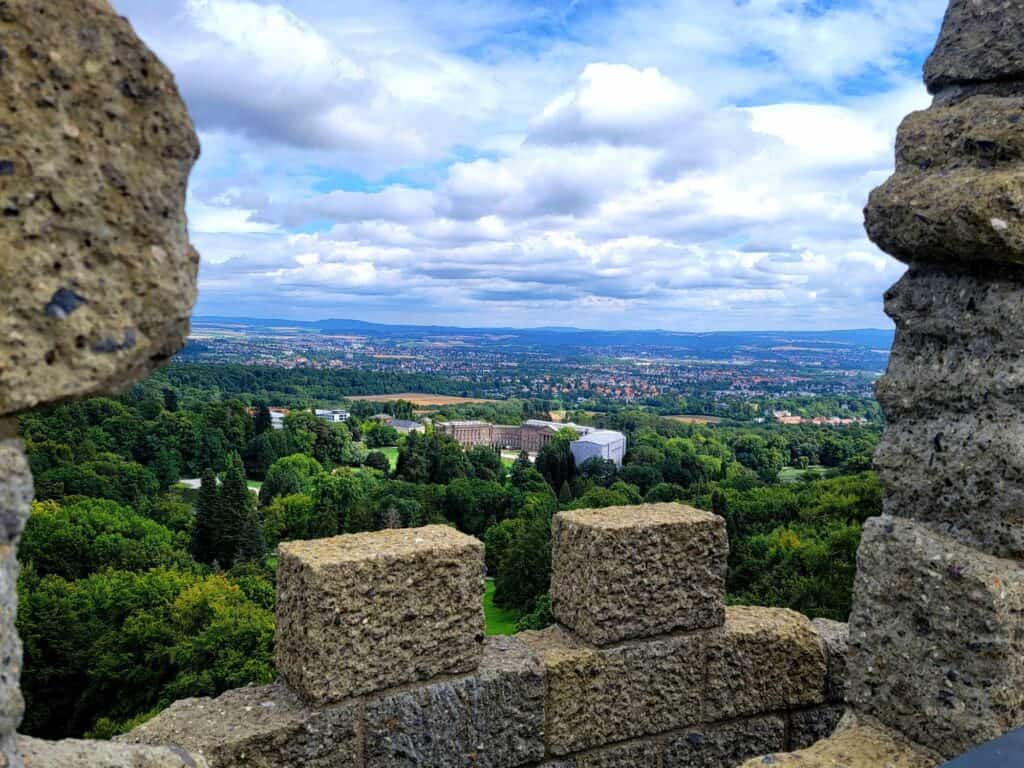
[665,414,723,424]
[779,465,829,484]
[484,579,521,636]
[247,480,263,490]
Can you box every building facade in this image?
[437,419,626,465]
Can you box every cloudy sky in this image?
[113,0,948,331]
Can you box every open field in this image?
[347,393,500,406]
[779,465,829,484]
[666,414,723,424]
[484,579,521,636]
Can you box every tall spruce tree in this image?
[220,452,262,565]
[191,468,220,564]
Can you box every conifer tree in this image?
[191,468,220,564]
[220,452,261,565]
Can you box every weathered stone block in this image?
[704,606,827,722]
[365,636,544,768]
[574,739,662,768]
[276,525,485,704]
[876,266,1024,418]
[847,516,1024,759]
[789,705,846,751]
[20,735,208,768]
[519,625,704,756]
[924,0,1024,93]
[550,503,727,645]
[738,713,942,768]
[664,716,786,768]
[811,619,848,704]
[116,683,358,768]
[0,0,200,416]
[872,266,1024,559]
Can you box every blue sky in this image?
[112,0,948,330]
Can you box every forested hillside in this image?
[16,365,881,739]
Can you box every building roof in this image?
[575,430,626,446]
[390,419,422,430]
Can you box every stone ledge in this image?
[738,713,942,768]
[115,682,359,768]
[20,735,208,768]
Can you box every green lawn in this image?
[779,464,829,484]
[378,446,400,470]
[484,579,521,636]
[247,480,262,490]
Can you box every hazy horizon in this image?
[113,0,948,331]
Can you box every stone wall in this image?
[116,505,848,768]
[1,0,202,765]
[740,1,1024,765]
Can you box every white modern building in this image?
[315,409,351,424]
[570,429,627,467]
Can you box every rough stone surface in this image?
[0,0,200,416]
[574,739,663,768]
[924,0,1024,93]
[0,442,31,768]
[519,625,704,756]
[865,98,1024,268]
[364,636,544,768]
[738,714,942,768]
[664,716,786,768]
[811,619,848,704]
[550,504,727,645]
[704,607,827,722]
[20,735,208,768]
[789,706,846,751]
[276,525,485,704]
[117,682,358,768]
[874,265,1024,558]
[847,516,1024,759]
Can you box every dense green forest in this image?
[15,365,882,739]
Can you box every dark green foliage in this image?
[363,451,391,474]
[364,423,399,448]
[515,594,553,632]
[20,500,191,581]
[259,454,322,506]
[395,431,471,484]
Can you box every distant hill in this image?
[192,315,894,354]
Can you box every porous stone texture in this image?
[738,713,942,768]
[550,504,727,645]
[865,98,1024,268]
[664,716,786,768]
[924,0,1024,93]
[810,619,848,704]
[789,706,846,751]
[1,442,32,768]
[573,739,662,768]
[116,683,359,768]
[874,265,1024,558]
[0,0,200,416]
[276,525,485,704]
[846,516,1024,759]
[20,735,207,768]
[364,636,544,768]
[519,624,704,756]
[704,607,827,722]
